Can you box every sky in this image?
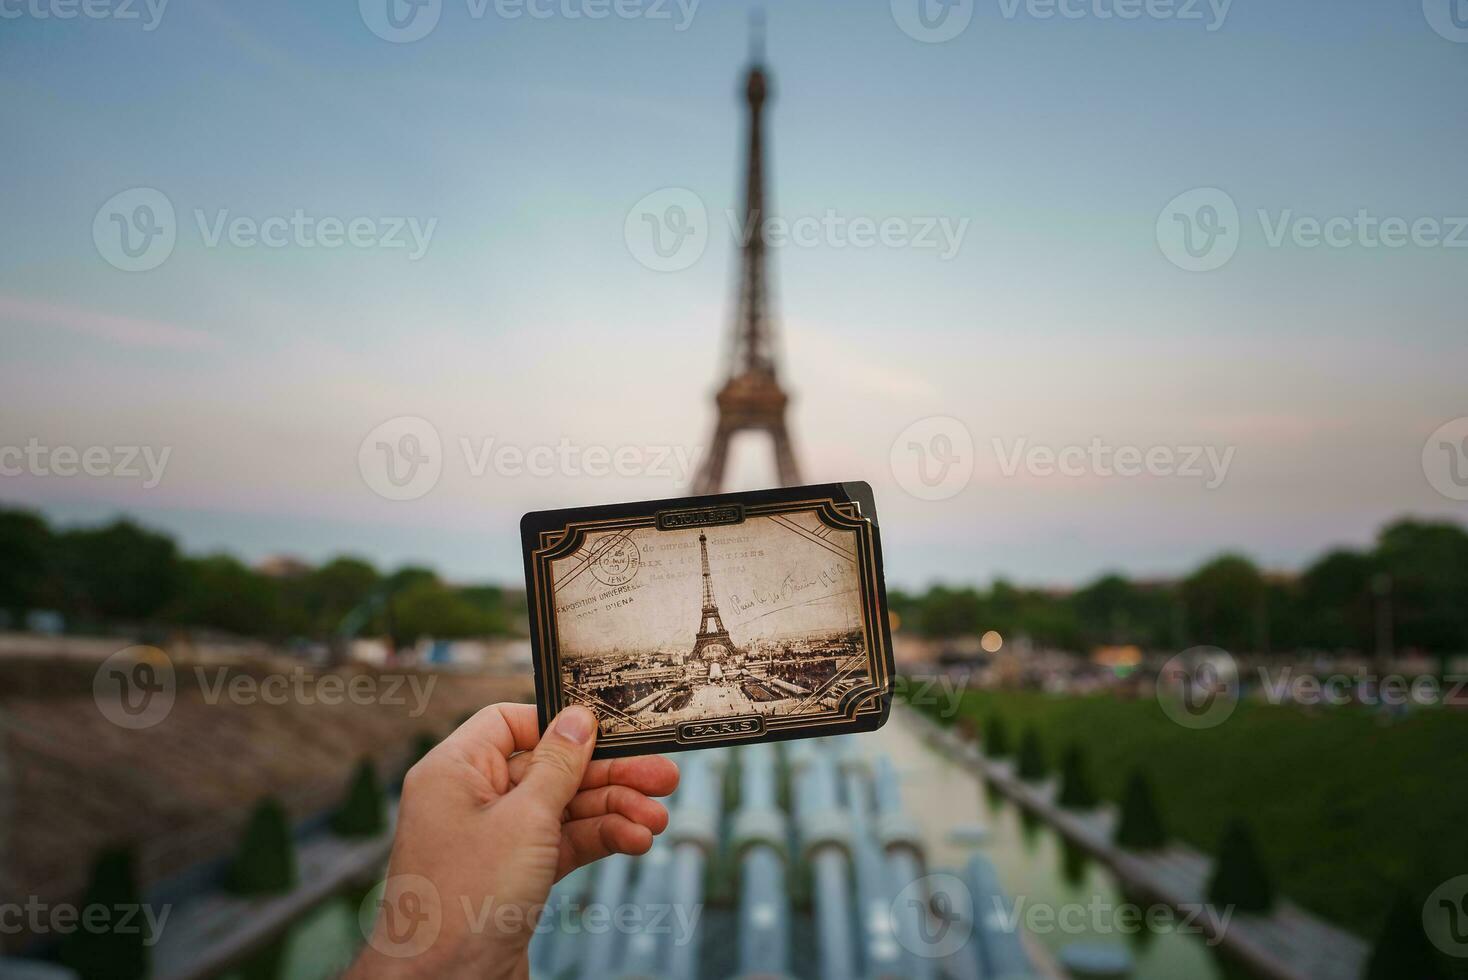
[2,0,1466,590]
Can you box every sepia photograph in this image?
[532,496,889,746]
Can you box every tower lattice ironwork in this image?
[691,34,803,495]
[690,531,735,659]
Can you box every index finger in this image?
[440,702,543,763]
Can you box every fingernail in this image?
[553,706,595,745]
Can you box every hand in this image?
[348,703,679,979]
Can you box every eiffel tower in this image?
[689,531,736,661]
[691,25,803,496]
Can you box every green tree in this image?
[1364,891,1445,980]
[306,556,380,633]
[1181,554,1266,652]
[1016,727,1047,780]
[0,507,54,620]
[1373,519,1468,655]
[916,584,984,637]
[392,580,498,641]
[1206,818,1274,913]
[983,714,1011,757]
[331,759,386,837]
[168,554,283,636]
[1297,549,1376,652]
[55,519,181,623]
[1057,743,1099,809]
[1070,572,1175,648]
[1115,768,1167,849]
[226,798,297,895]
[59,847,148,980]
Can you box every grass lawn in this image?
[926,688,1468,941]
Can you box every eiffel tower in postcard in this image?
[689,531,735,663]
[691,21,804,496]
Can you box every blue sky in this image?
[2,0,1466,588]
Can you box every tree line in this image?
[0,507,522,646]
[888,516,1468,655]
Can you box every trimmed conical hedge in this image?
[1057,743,1099,809]
[983,714,1011,757]
[1365,891,1444,980]
[59,847,148,980]
[1016,727,1047,780]
[1115,767,1168,849]
[1206,818,1274,913]
[226,797,297,895]
[332,758,386,837]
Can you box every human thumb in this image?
[516,706,598,811]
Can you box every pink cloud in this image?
[0,294,222,351]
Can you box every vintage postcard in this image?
[521,482,894,758]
